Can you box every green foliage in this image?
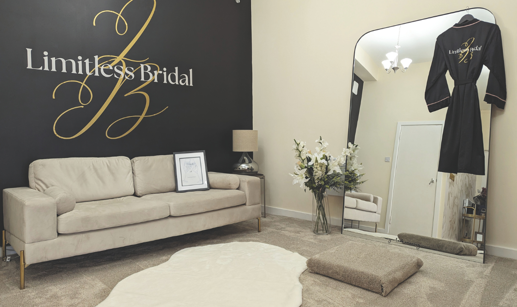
[303,156,345,195]
[343,169,366,192]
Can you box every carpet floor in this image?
[1,215,516,306]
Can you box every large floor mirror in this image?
[342,8,496,263]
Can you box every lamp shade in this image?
[400,58,412,69]
[381,60,391,70]
[386,51,398,62]
[233,130,258,152]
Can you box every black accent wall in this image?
[0,0,252,230]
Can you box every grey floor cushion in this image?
[307,241,423,297]
[398,233,478,256]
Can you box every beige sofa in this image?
[2,155,261,289]
[343,192,382,232]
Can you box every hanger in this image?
[458,14,475,24]
[458,7,474,24]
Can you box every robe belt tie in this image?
[454,79,475,86]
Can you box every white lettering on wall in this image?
[26,48,194,87]
[26,48,42,70]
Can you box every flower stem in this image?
[313,192,330,234]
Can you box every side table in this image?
[460,212,485,249]
[235,173,266,218]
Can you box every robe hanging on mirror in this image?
[425,18,506,175]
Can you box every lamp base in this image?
[233,152,259,174]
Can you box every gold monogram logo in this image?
[52,0,167,139]
[458,37,475,64]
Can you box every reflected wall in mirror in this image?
[343,8,497,263]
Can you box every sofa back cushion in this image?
[208,172,240,190]
[131,154,176,196]
[29,156,134,202]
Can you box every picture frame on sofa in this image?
[173,150,210,192]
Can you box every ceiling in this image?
[357,8,495,65]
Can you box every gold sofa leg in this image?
[2,230,6,262]
[258,218,261,232]
[20,250,26,290]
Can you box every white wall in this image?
[355,45,380,81]
[252,0,517,254]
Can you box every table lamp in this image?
[232,130,259,174]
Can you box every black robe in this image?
[425,19,506,175]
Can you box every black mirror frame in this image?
[342,7,496,264]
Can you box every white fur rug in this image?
[97,242,308,307]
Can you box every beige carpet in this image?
[97,242,307,307]
[1,215,517,306]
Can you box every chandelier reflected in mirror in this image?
[381,26,412,73]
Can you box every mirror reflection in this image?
[342,8,497,263]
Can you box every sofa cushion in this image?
[208,172,240,190]
[29,156,134,203]
[131,154,176,197]
[44,186,76,215]
[355,199,378,213]
[58,196,169,234]
[142,189,246,217]
[345,192,374,202]
[344,196,357,209]
[343,208,381,223]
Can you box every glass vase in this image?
[312,191,331,235]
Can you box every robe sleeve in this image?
[483,25,506,109]
[425,40,451,112]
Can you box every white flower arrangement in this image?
[290,137,347,194]
[343,143,365,192]
[289,138,365,234]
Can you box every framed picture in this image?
[173,150,210,192]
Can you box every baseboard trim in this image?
[486,244,517,260]
[267,206,320,222]
[342,220,387,234]
[266,206,386,234]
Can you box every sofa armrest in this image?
[374,196,383,215]
[3,187,57,244]
[234,175,261,206]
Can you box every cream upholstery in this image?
[346,192,373,203]
[43,186,76,216]
[58,197,170,234]
[143,190,246,217]
[343,192,383,225]
[343,207,381,223]
[344,196,357,208]
[131,157,243,195]
[131,154,175,196]
[234,174,261,207]
[29,156,134,202]
[208,172,240,190]
[3,155,262,274]
[7,205,260,265]
[356,199,378,212]
[3,187,57,244]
